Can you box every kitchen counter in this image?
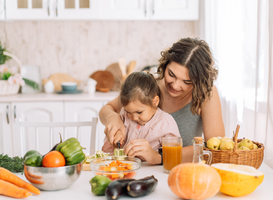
[0,91,119,102]
[1,162,272,200]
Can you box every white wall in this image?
[0,21,198,82]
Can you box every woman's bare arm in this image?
[99,97,126,145]
[201,85,225,141]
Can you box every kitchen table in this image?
[1,162,272,200]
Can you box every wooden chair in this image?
[14,117,98,157]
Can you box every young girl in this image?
[102,71,180,164]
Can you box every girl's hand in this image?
[124,139,161,164]
[104,113,126,146]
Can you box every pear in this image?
[207,137,221,150]
[220,137,232,143]
[253,143,258,149]
[239,139,253,150]
[239,146,250,150]
[220,140,235,150]
[237,142,241,148]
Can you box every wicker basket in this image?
[0,80,20,95]
[204,125,264,169]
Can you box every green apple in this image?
[239,146,250,150]
[207,137,221,150]
[239,139,253,150]
[220,140,235,150]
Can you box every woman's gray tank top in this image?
[170,102,203,147]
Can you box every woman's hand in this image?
[124,139,161,164]
[104,113,126,146]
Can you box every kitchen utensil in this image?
[90,70,115,92]
[87,78,97,94]
[119,58,127,80]
[44,80,54,93]
[127,60,137,75]
[117,141,121,149]
[105,62,123,91]
[23,162,82,191]
[61,82,77,91]
[90,156,141,180]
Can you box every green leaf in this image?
[0,42,11,65]
[23,78,39,90]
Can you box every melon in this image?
[168,163,221,200]
[211,163,264,197]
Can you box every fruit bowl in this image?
[90,156,141,180]
[23,162,82,191]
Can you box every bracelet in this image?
[158,148,163,165]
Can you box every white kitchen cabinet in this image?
[0,0,5,20]
[101,0,199,20]
[64,101,106,154]
[5,0,100,20]
[5,0,54,20]
[152,0,199,20]
[56,0,100,20]
[0,103,13,156]
[100,0,147,20]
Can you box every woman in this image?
[99,37,225,163]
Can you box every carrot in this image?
[24,166,44,185]
[0,179,32,198]
[0,167,40,195]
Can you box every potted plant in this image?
[0,42,39,95]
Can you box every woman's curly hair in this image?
[157,37,218,115]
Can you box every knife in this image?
[117,141,121,149]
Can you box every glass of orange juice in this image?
[162,137,183,174]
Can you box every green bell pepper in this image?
[23,150,43,167]
[90,175,112,195]
[56,137,85,165]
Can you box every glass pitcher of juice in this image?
[162,137,183,173]
[192,137,212,164]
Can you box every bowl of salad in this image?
[90,156,141,180]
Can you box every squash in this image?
[168,163,221,200]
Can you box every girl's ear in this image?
[153,95,160,107]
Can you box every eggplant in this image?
[50,133,62,151]
[105,179,135,200]
[127,175,158,197]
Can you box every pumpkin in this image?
[168,163,221,200]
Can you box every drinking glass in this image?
[162,137,183,174]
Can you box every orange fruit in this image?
[42,151,65,167]
[168,163,221,200]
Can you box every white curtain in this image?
[201,0,273,168]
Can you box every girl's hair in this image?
[157,37,218,115]
[120,71,161,107]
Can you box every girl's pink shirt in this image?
[102,107,180,153]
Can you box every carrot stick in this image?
[0,179,32,198]
[24,166,44,185]
[0,167,40,195]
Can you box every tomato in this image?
[42,151,65,167]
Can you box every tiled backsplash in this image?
[0,21,197,82]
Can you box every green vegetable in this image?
[114,148,125,156]
[56,137,85,165]
[0,154,24,173]
[23,150,43,167]
[90,175,112,195]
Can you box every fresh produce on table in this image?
[42,151,66,167]
[168,163,221,200]
[23,150,43,167]
[95,160,135,180]
[84,151,110,164]
[127,176,158,197]
[0,167,40,195]
[206,136,259,150]
[0,179,32,198]
[90,175,112,195]
[56,137,85,165]
[114,148,125,156]
[105,176,157,200]
[0,154,24,173]
[105,179,135,200]
[212,163,264,197]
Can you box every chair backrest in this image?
[14,118,98,157]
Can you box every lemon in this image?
[211,163,264,197]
